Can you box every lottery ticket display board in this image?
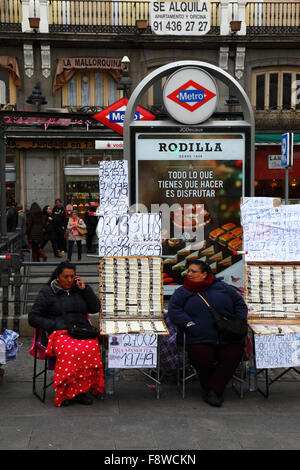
[99,256,169,335]
[245,262,300,370]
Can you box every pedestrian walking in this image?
[84,204,98,253]
[26,202,47,262]
[6,201,18,232]
[16,204,28,248]
[67,210,87,262]
[41,205,62,258]
[52,198,68,254]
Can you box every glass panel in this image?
[81,72,90,107]
[6,153,15,166]
[67,155,82,166]
[0,80,6,105]
[95,72,104,106]
[269,73,278,109]
[65,176,99,212]
[283,73,291,109]
[256,75,265,110]
[88,155,104,165]
[0,70,9,103]
[67,74,77,107]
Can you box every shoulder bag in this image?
[63,312,99,340]
[197,293,248,341]
[77,225,87,235]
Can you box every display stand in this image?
[99,256,169,399]
[246,261,300,397]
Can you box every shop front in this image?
[3,110,122,212]
[255,134,300,202]
[63,146,123,217]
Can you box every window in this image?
[62,71,119,108]
[0,70,12,106]
[147,68,167,110]
[253,67,300,111]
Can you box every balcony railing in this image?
[1,1,300,36]
[0,0,22,32]
[246,1,300,34]
[49,0,220,34]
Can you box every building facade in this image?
[0,0,299,212]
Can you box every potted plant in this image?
[230,20,241,32]
[136,19,148,29]
[29,17,40,29]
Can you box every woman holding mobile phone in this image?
[28,261,104,407]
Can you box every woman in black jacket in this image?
[28,261,104,407]
[40,205,61,258]
[26,202,46,261]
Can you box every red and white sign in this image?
[163,67,218,125]
[93,97,156,135]
[95,140,124,150]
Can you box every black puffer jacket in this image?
[28,280,100,334]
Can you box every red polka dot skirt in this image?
[45,330,105,407]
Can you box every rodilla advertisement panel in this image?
[134,130,248,295]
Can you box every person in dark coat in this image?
[6,201,18,232]
[168,260,248,407]
[26,202,47,262]
[16,204,28,249]
[28,261,104,407]
[84,204,98,253]
[52,198,68,253]
[40,205,61,258]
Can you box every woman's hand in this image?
[75,276,85,290]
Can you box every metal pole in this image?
[285,167,289,205]
[0,116,7,239]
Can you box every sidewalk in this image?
[1,337,300,450]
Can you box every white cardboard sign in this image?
[108,334,158,368]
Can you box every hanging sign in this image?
[93,98,156,135]
[149,0,211,36]
[163,67,218,124]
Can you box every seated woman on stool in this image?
[28,261,104,407]
[168,260,248,407]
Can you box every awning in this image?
[255,134,300,144]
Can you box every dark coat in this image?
[84,211,98,235]
[43,214,56,241]
[168,278,248,346]
[28,282,100,334]
[52,206,67,229]
[26,214,44,244]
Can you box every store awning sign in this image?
[163,67,218,124]
[93,98,156,135]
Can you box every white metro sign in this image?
[150,0,211,36]
[163,67,218,124]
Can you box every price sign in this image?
[108,334,158,368]
[150,0,211,36]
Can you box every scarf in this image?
[71,218,79,236]
[183,272,215,292]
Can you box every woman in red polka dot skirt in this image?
[29,261,104,407]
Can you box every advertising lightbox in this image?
[133,129,250,295]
